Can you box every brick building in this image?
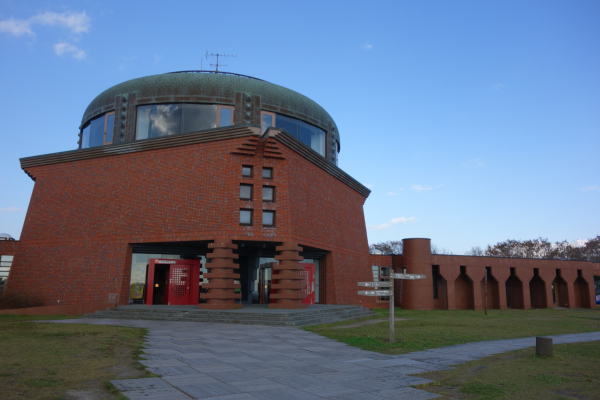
[1,71,598,312]
[2,71,377,310]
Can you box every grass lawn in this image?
[0,315,150,400]
[415,340,600,399]
[303,308,600,354]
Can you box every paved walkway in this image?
[53,319,600,400]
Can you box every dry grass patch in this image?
[0,315,150,400]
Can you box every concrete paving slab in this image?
[53,318,599,400]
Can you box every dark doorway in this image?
[152,264,169,305]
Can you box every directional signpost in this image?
[357,269,427,343]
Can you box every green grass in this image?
[303,308,600,354]
[415,341,600,399]
[0,314,150,400]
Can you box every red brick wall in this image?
[8,135,373,306]
[0,240,18,256]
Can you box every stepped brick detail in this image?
[199,238,242,310]
[270,241,308,309]
[263,138,285,159]
[231,136,258,156]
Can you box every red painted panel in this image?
[301,263,315,305]
[169,265,190,305]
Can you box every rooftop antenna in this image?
[205,51,237,72]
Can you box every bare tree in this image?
[484,236,599,261]
[369,240,403,255]
[431,244,453,255]
[466,246,485,256]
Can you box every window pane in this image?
[81,124,91,148]
[240,184,252,200]
[219,108,232,127]
[262,113,273,134]
[89,116,105,147]
[262,186,274,202]
[242,166,252,177]
[182,104,216,133]
[240,209,252,225]
[105,113,114,143]
[263,211,274,226]
[262,168,273,179]
[275,114,326,156]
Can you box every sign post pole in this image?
[389,270,394,343]
[357,271,426,344]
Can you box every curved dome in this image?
[81,71,339,144]
[0,233,15,241]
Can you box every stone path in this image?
[52,319,600,400]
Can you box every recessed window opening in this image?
[261,112,275,134]
[217,105,234,127]
[242,165,253,178]
[136,104,217,140]
[263,210,275,227]
[240,184,253,200]
[81,112,115,148]
[510,267,516,276]
[262,167,273,179]
[262,186,274,202]
[240,209,252,225]
[460,266,466,275]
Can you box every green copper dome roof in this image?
[81,71,339,143]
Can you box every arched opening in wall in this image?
[482,267,500,309]
[529,268,547,308]
[505,268,524,309]
[455,266,474,310]
[432,265,447,310]
[552,269,569,308]
[573,270,590,308]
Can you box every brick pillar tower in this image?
[199,238,242,310]
[270,241,308,309]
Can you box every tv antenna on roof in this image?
[205,51,237,72]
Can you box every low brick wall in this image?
[0,302,116,316]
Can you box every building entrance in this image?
[145,258,200,306]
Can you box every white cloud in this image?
[361,43,373,50]
[0,17,34,36]
[0,207,24,213]
[387,192,399,196]
[581,185,600,192]
[0,11,90,37]
[462,157,484,168]
[411,184,434,192]
[494,82,506,90]
[367,216,416,231]
[365,183,374,189]
[54,42,86,60]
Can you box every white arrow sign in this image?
[357,290,392,296]
[357,282,392,287]
[391,273,427,280]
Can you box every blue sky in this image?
[0,0,598,253]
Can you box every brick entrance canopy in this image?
[199,239,242,310]
[270,241,308,309]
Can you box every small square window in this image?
[240,184,253,200]
[262,167,273,179]
[242,165,253,177]
[240,209,252,225]
[263,210,275,227]
[262,186,274,202]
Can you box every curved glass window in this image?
[81,112,114,148]
[136,104,217,140]
[273,114,325,156]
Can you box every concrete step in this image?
[85,305,375,327]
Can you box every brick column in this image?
[439,265,460,310]
[562,269,578,309]
[198,238,242,310]
[539,268,556,308]
[467,266,486,310]
[270,241,308,309]
[491,267,511,309]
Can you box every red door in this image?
[301,263,315,305]
[169,265,191,305]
